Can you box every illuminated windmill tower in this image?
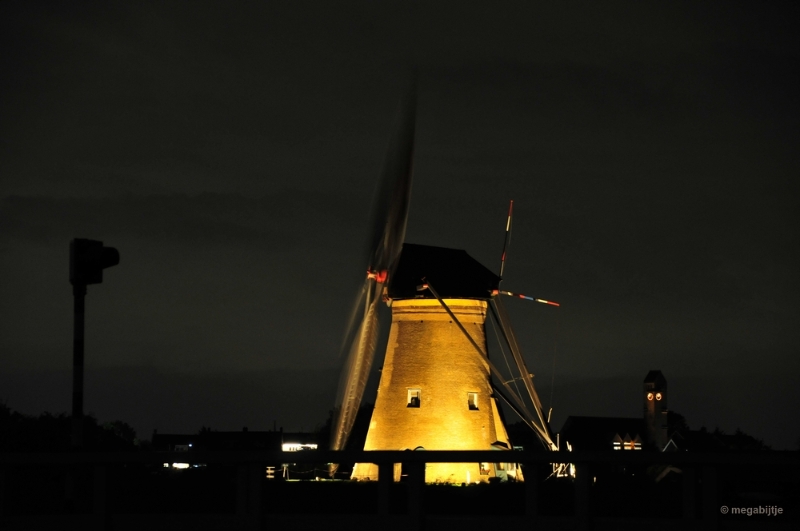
[352,245,509,483]
[331,84,558,483]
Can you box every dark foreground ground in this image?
[1,460,797,530]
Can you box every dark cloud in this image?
[1,0,798,449]
[0,191,364,248]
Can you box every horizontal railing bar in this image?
[1,450,798,467]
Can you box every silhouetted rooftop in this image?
[152,429,287,452]
[559,416,646,452]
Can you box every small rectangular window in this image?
[479,463,490,475]
[407,389,421,408]
[468,392,478,410]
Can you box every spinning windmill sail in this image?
[330,85,416,456]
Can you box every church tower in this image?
[643,370,668,450]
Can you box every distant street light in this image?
[69,238,119,448]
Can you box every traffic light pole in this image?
[71,283,86,448]
[68,238,119,449]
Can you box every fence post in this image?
[523,462,539,520]
[574,461,590,531]
[378,462,392,515]
[407,461,425,530]
[235,463,262,529]
[702,465,718,530]
[64,465,77,513]
[249,463,262,530]
[92,465,108,530]
[0,467,5,516]
[682,466,696,521]
[236,464,248,516]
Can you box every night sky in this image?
[2,1,798,449]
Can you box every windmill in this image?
[331,83,559,483]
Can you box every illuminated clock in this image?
[655,392,662,401]
[647,392,654,401]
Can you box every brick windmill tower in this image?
[331,83,558,483]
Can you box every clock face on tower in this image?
[647,392,654,401]
[655,392,662,401]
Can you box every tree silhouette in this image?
[0,403,138,451]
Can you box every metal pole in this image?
[71,284,86,448]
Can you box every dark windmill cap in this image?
[388,243,500,300]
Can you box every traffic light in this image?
[69,238,120,286]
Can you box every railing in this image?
[1,450,797,530]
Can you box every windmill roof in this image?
[388,243,500,300]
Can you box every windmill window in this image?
[407,389,421,408]
[468,392,479,410]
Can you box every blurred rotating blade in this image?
[331,279,382,452]
[367,80,416,275]
[331,79,417,459]
[339,277,371,358]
